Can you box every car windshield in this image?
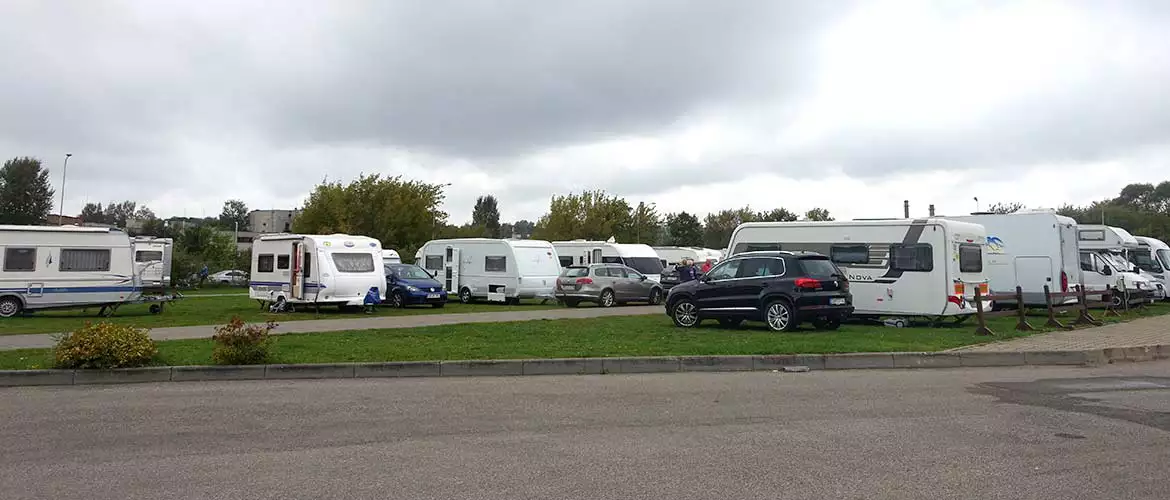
[799,257,841,278]
[1159,249,1170,270]
[621,257,664,275]
[1102,251,1132,272]
[388,264,433,280]
[561,267,589,277]
[1130,250,1163,273]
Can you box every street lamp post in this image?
[58,153,72,225]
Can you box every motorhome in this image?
[1076,225,1162,302]
[946,210,1081,307]
[382,249,401,266]
[553,241,665,283]
[726,219,991,320]
[415,238,561,304]
[131,236,173,291]
[0,225,140,318]
[249,233,385,310]
[1132,236,1169,300]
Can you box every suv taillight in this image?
[794,277,821,290]
[576,278,593,285]
[1060,271,1069,292]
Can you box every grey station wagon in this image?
[555,264,665,307]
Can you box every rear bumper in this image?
[793,304,854,317]
[555,291,601,301]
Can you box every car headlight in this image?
[405,285,419,292]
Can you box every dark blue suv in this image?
[384,263,448,308]
[664,251,853,331]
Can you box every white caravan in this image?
[1076,225,1162,301]
[947,210,1082,307]
[1132,236,1169,299]
[553,241,665,282]
[415,238,561,304]
[653,246,723,268]
[727,219,991,319]
[249,233,385,309]
[131,236,174,291]
[381,249,401,265]
[0,225,140,318]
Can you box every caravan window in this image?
[332,253,375,273]
[60,249,111,272]
[732,242,782,255]
[277,255,291,270]
[959,244,982,273]
[1079,230,1105,241]
[559,256,573,267]
[485,256,507,273]
[257,254,275,273]
[3,248,36,272]
[830,245,869,265]
[135,250,163,262]
[890,244,933,272]
[424,255,443,270]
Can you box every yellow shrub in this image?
[54,322,158,369]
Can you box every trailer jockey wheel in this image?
[270,297,287,313]
[150,304,162,315]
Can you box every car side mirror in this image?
[701,275,712,283]
[1101,267,1112,276]
[639,275,647,281]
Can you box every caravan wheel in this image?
[0,297,22,318]
[459,288,473,304]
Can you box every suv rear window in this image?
[561,267,589,277]
[799,257,841,278]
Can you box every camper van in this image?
[1132,236,1169,300]
[382,249,402,266]
[553,241,665,283]
[0,225,140,318]
[1076,225,1162,302]
[249,233,385,310]
[726,219,991,320]
[946,210,1081,307]
[131,236,173,291]
[415,238,561,304]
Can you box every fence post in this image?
[1075,284,1102,326]
[1014,286,1034,331]
[1042,285,1067,329]
[973,287,994,336]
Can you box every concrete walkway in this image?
[955,314,1170,352]
[0,305,663,351]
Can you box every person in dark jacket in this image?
[677,258,698,282]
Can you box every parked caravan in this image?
[1132,236,1169,299]
[415,238,561,304]
[382,249,401,266]
[0,225,140,318]
[653,247,706,267]
[553,241,665,283]
[249,233,385,310]
[946,210,1081,307]
[131,236,173,291]
[726,219,991,320]
[1077,225,1162,301]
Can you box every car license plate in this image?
[427,293,441,299]
[830,298,846,305]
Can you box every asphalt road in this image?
[2,363,1169,500]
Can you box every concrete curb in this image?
[1,346,1166,388]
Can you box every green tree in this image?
[293,174,447,260]
[0,157,55,225]
[804,207,834,221]
[79,202,107,224]
[532,190,633,241]
[987,202,1025,214]
[171,225,238,284]
[471,195,501,238]
[756,208,799,222]
[664,211,703,246]
[512,220,535,238]
[219,199,249,230]
[702,207,757,249]
[626,202,662,244]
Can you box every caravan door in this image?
[590,248,603,264]
[290,241,306,300]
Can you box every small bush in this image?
[212,316,277,365]
[54,322,158,369]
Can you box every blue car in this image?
[384,263,449,308]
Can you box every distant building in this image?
[45,214,81,226]
[248,209,300,233]
[222,230,259,251]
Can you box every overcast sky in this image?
[3,0,1168,224]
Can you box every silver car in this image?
[556,264,664,307]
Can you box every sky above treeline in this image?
[3,0,1168,223]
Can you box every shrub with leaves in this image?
[54,322,158,369]
[212,316,277,365]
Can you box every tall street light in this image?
[58,153,72,225]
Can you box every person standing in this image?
[198,264,209,288]
[677,258,697,282]
[700,259,714,274]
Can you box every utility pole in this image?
[58,153,72,225]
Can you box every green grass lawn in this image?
[0,295,562,335]
[3,303,1165,370]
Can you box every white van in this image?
[553,241,665,283]
[1132,236,1169,300]
[415,238,560,304]
[0,225,140,317]
[727,219,991,320]
[947,210,1082,307]
[1076,225,1162,302]
[131,236,174,291]
[381,249,401,266]
[249,233,385,310]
